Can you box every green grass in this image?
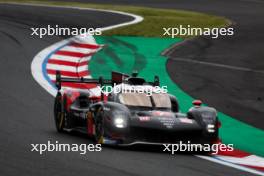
[0,0,231,38]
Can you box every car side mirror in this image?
[192,100,202,106]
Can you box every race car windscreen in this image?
[118,93,171,108]
[119,92,152,107]
[152,93,171,108]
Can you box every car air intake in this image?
[79,95,90,108]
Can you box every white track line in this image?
[215,155,264,167]
[172,57,264,74]
[197,155,264,176]
[27,2,142,96]
[2,2,143,32]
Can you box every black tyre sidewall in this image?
[54,93,64,132]
[94,110,104,144]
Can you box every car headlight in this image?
[114,116,126,128]
[207,124,215,133]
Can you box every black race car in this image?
[54,71,220,145]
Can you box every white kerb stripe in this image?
[60,46,97,54]
[46,64,88,72]
[49,56,91,63]
[197,155,264,176]
[48,74,91,81]
[215,155,264,167]
[50,54,82,62]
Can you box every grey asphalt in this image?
[0,2,259,176]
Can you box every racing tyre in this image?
[94,109,104,144]
[54,93,65,132]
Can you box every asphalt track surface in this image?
[55,0,264,130]
[0,2,259,176]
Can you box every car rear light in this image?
[212,137,222,144]
[217,121,221,128]
[110,132,123,139]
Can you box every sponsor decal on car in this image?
[139,116,151,121]
[179,118,193,124]
[152,111,172,117]
[158,117,176,129]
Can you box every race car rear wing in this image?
[55,71,134,89]
[55,71,112,90]
[56,70,115,100]
[55,70,160,97]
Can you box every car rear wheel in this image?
[54,93,65,132]
[94,109,104,144]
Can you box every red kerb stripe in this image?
[61,82,97,89]
[47,69,90,77]
[241,164,264,172]
[216,149,251,158]
[69,42,100,49]
[55,50,95,58]
[51,80,97,89]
